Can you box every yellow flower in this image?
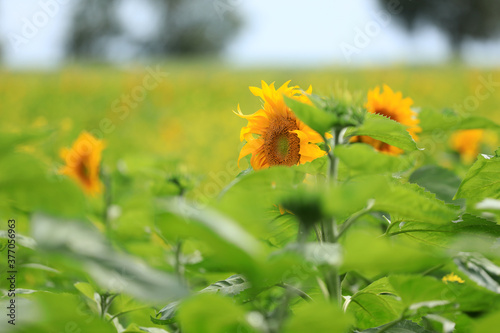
[60,132,105,195]
[450,129,483,163]
[352,85,421,155]
[442,272,465,284]
[235,80,326,170]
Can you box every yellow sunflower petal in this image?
[238,138,264,167]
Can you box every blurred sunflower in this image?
[442,272,464,284]
[60,131,105,195]
[352,85,421,155]
[450,129,484,163]
[235,80,326,170]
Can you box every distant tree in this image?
[65,0,242,60]
[66,0,122,59]
[378,0,500,57]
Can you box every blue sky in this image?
[1,0,499,68]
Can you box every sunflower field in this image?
[2,65,500,333]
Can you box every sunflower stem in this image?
[321,128,343,305]
[101,166,113,235]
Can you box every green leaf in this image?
[32,214,187,302]
[283,300,354,333]
[373,181,459,224]
[472,310,500,333]
[0,152,86,218]
[342,231,445,274]
[454,252,500,294]
[387,214,500,248]
[420,108,500,132]
[155,274,251,325]
[335,143,413,175]
[0,292,116,333]
[345,113,419,152]
[360,320,433,333]
[0,128,53,153]
[389,273,500,316]
[345,277,403,329]
[284,96,336,134]
[214,166,303,241]
[293,155,328,176]
[176,294,255,333]
[74,282,97,302]
[455,154,500,208]
[409,165,463,204]
[156,198,264,275]
[389,275,450,307]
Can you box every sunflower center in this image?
[263,117,301,166]
[276,136,290,158]
[375,108,396,121]
[76,158,91,184]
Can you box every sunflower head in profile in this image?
[450,129,484,163]
[235,81,326,170]
[352,85,421,155]
[60,131,105,195]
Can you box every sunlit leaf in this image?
[345,113,419,152]
[284,96,337,135]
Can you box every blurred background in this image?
[1,0,500,193]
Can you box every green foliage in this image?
[455,153,500,212]
[419,108,500,132]
[3,70,500,333]
[335,143,413,175]
[409,165,463,204]
[284,96,337,134]
[345,113,419,152]
[283,300,353,333]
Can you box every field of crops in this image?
[1,63,500,332]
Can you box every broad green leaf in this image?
[293,155,328,176]
[420,108,500,132]
[0,128,52,153]
[155,274,251,325]
[214,166,304,242]
[373,181,459,224]
[284,96,337,134]
[156,198,264,275]
[176,294,255,333]
[123,324,170,333]
[476,198,500,220]
[390,272,500,317]
[409,165,463,204]
[335,143,413,175]
[345,277,403,329]
[472,311,500,333]
[74,282,97,302]
[345,113,419,152]
[0,292,115,333]
[32,214,187,302]
[387,214,500,248]
[326,175,386,221]
[454,252,500,294]
[342,231,446,274]
[0,152,86,218]
[361,320,433,332]
[389,275,449,307]
[455,154,500,208]
[283,300,354,333]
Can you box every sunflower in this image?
[352,85,421,155]
[60,131,105,195]
[235,81,326,170]
[450,129,483,163]
[442,272,465,284]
